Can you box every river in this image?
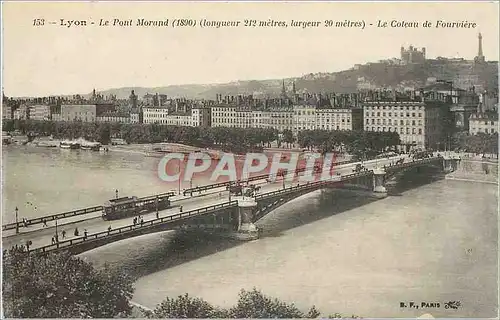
[2,146,498,318]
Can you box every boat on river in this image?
[60,141,81,149]
[81,141,102,151]
[36,140,59,148]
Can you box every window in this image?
[418,128,422,134]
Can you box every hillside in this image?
[96,59,498,100]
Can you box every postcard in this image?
[1,1,498,319]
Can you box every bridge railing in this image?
[139,191,176,202]
[383,156,440,171]
[181,158,361,196]
[2,205,104,231]
[30,201,239,254]
[3,192,179,231]
[255,170,373,201]
[255,157,442,202]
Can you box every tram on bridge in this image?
[102,192,175,220]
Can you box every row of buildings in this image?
[3,82,498,150]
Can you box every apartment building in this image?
[210,94,364,134]
[28,105,51,121]
[60,103,115,122]
[362,96,444,150]
[96,112,131,123]
[143,106,169,124]
[13,105,28,120]
[469,113,498,135]
[293,105,316,132]
[316,107,363,131]
[191,107,211,127]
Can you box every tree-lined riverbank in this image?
[3,119,402,157]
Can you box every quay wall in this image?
[446,159,498,184]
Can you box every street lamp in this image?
[155,195,159,217]
[15,207,19,234]
[55,219,59,242]
[178,158,182,195]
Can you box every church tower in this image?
[281,79,287,98]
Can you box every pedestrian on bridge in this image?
[108,226,112,234]
[74,227,79,237]
[61,230,66,239]
[51,236,55,244]
[83,229,88,240]
[140,217,144,226]
[133,217,137,226]
[180,206,183,213]
[156,211,159,219]
[42,219,48,227]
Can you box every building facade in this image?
[469,113,498,135]
[316,108,363,131]
[13,105,28,120]
[28,105,51,121]
[191,107,211,127]
[362,94,445,150]
[96,112,131,123]
[2,104,12,120]
[143,107,169,124]
[61,104,97,122]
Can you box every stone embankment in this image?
[446,157,498,184]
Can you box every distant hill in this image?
[95,58,498,100]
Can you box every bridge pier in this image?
[230,196,259,241]
[372,168,388,199]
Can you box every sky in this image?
[2,1,499,97]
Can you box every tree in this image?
[228,288,317,318]
[2,247,134,318]
[97,123,112,145]
[147,293,229,318]
[282,129,295,147]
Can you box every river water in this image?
[2,146,498,318]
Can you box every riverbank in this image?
[446,159,498,184]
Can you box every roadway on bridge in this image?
[3,155,410,252]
